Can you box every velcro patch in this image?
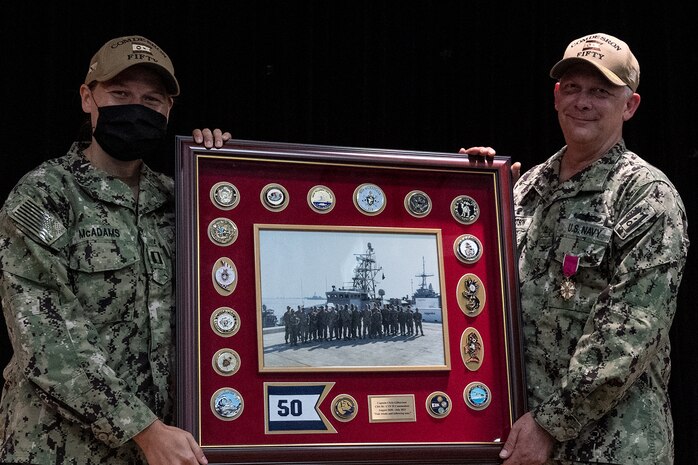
[9,196,66,246]
[614,201,657,241]
[561,219,612,242]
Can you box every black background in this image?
[2,1,696,463]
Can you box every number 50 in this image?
[277,399,303,417]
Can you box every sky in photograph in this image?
[258,228,442,300]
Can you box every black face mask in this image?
[92,104,168,162]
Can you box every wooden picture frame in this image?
[175,137,525,464]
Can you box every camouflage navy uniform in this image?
[0,142,175,464]
[514,141,689,464]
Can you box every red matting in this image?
[176,138,525,464]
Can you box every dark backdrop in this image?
[2,1,696,463]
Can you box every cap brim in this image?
[141,63,180,96]
[86,62,180,96]
[549,57,626,88]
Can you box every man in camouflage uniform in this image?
[0,36,228,465]
[465,33,688,465]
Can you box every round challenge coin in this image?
[404,190,432,218]
[208,218,238,246]
[353,183,386,216]
[260,183,290,212]
[426,391,452,419]
[210,307,240,337]
[454,234,483,264]
[451,195,480,225]
[307,185,336,214]
[210,182,240,210]
[331,394,358,422]
[464,382,491,411]
[212,348,241,376]
[211,387,244,421]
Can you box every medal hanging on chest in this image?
[560,254,580,300]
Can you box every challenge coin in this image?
[307,185,336,214]
[211,387,244,421]
[426,391,452,419]
[460,327,484,371]
[331,394,358,422]
[210,307,240,337]
[212,348,241,376]
[208,218,238,246]
[464,382,491,411]
[456,273,486,317]
[353,183,386,216]
[212,257,238,296]
[404,190,432,218]
[210,182,240,210]
[454,234,483,264]
[260,183,290,212]
[451,195,480,225]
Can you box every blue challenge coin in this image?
[464,382,491,411]
[308,185,336,213]
[212,388,244,421]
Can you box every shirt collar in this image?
[521,140,627,201]
[68,142,172,213]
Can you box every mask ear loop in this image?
[87,89,102,134]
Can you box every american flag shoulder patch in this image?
[9,196,66,246]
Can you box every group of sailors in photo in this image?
[282,302,425,346]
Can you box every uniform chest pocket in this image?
[68,239,140,325]
[550,223,612,309]
[553,219,612,268]
[553,233,609,268]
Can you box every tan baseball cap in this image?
[550,33,640,92]
[84,35,180,96]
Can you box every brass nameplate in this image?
[368,395,416,423]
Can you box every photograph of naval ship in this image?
[255,225,450,372]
